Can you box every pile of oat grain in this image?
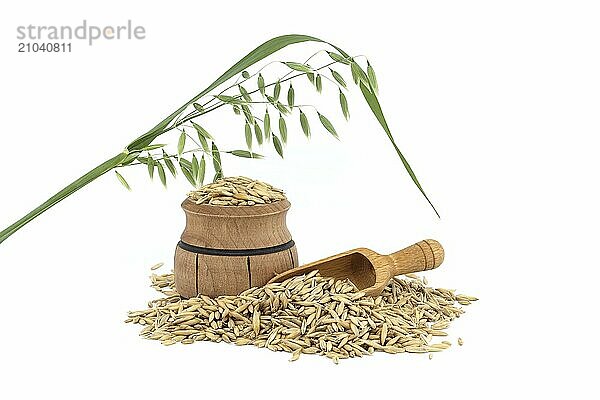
[187,176,286,206]
[126,265,477,363]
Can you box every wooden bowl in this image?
[174,198,298,298]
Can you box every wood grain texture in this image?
[174,198,297,298]
[269,239,444,297]
[174,245,198,299]
[289,246,299,270]
[196,254,249,297]
[180,199,292,249]
[248,245,298,287]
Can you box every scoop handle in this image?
[389,239,444,276]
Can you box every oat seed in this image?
[126,267,477,363]
[187,176,286,206]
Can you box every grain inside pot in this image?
[187,176,286,206]
[126,269,477,363]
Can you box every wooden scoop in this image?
[268,239,444,296]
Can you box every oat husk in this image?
[187,176,286,206]
[126,266,477,363]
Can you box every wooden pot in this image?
[174,198,298,298]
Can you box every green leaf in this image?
[351,62,370,89]
[127,35,334,152]
[350,64,358,84]
[245,122,252,150]
[327,51,350,64]
[2,36,358,244]
[233,105,241,115]
[192,154,200,184]
[258,74,265,97]
[339,90,350,120]
[198,155,206,186]
[273,80,281,101]
[179,160,196,187]
[367,62,378,94]
[179,158,193,170]
[238,85,252,102]
[330,68,347,89]
[192,121,214,141]
[359,83,439,217]
[315,75,322,93]
[287,84,295,108]
[147,155,155,179]
[1,152,129,244]
[115,171,131,191]
[197,132,209,152]
[279,114,287,144]
[254,122,263,145]
[157,162,167,187]
[300,110,311,138]
[307,72,315,85]
[141,144,166,151]
[120,151,140,166]
[212,143,223,180]
[273,135,284,158]
[162,151,177,177]
[1,35,438,246]
[229,150,264,159]
[242,70,250,79]
[177,132,186,156]
[193,103,204,113]
[241,104,254,124]
[318,112,338,139]
[263,110,271,142]
[216,94,245,105]
[284,62,312,73]
[276,102,289,115]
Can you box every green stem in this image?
[2,35,322,245]
[174,61,338,129]
[127,35,325,151]
[1,34,438,246]
[0,152,128,244]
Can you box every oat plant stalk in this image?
[0,34,438,245]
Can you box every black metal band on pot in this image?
[177,239,295,256]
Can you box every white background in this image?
[1,1,598,398]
